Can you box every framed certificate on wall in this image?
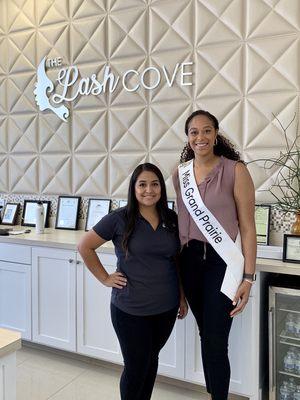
[55,196,81,230]
[168,201,175,210]
[85,199,111,231]
[255,205,271,245]
[22,200,50,227]
[1,203,19,225]
[119,199,127,208]
[283,234,300,263]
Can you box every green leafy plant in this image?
[249,114,300,214]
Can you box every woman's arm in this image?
[77,230,127,289]
[230,162,257,317]
[174,254,188,319]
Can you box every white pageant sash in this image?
[178,160,244,300]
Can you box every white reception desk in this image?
[0,328,21,400]
[0,227,299,400]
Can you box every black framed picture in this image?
[21,200,50,227]
[55,196,81,230]
[168,201,175,210]
[255,205,271,245]
[1,203,19,225]
[119,199,127,208]
[283,234,300,263]
[85,199,111,231]
[0,199,4,219]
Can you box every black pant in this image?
[180,240,235,400]
[111,303,178,400]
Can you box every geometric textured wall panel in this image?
[0,117,7,153]
[0,2,5,35]
[0,156,8,193]
[73,154,108,196]
[0,37,8,76]
[39,154,71,195]
[0,0,299,204]
[7,0,35,33]
[36,24,70,64]
[8,31,36,74]
[8,114,38,152]
[37,1,69,27]
[39,114,71,153]
[9,154,38,193]
[7,72,36,113]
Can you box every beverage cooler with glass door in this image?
[269,286,300,400]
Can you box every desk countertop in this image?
[1,226,300,274]
[0,328,21,358]
[0,226,115,253]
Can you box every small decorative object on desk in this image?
[0,199,4,218]
[249,113,300,236]
[9,229,31,235]
[35,201,44,234]
[292,212,300,235]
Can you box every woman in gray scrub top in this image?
[78,162,188,400]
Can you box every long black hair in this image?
[180,110,241,163]
[122,163,176,254]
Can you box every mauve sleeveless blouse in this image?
[172,156,239,246]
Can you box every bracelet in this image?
[243,272,256,281]
[243,278,254,285]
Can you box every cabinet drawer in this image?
[0,243,31,265]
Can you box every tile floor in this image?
[16,345,209,400]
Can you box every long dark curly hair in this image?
[180,110,241,163]
[122,163,177,254]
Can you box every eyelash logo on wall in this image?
[34,57,69,122]
[34,57,193,122]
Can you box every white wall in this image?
[0,0,299,202]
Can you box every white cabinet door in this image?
[185,297,256,397]
[77,252,123,364]
[0,261,31,340]
[32,247,76,351]
[77,250,185,377]
[158,318,185,379]
[229,297,255,395]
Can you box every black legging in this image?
[180,240,235,400]
[111,303,178,400]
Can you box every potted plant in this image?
[248,114,300,235]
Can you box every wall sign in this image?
[34,57,193,122]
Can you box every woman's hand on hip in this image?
[103,272,127,289]
[178,297,188,319]
[230,280,251,317]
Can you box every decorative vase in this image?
[291,212,300,235]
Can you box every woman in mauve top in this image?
[78,163,188,400]
[173,110,256,400]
